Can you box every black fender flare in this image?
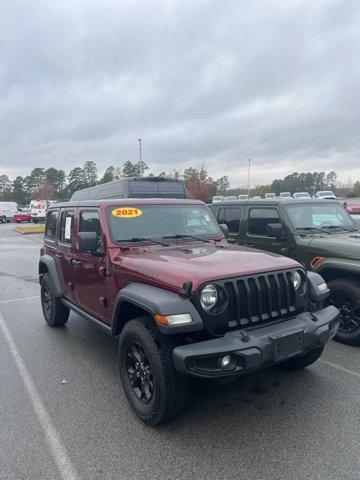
[314,258,360,280]
[38,255,63,297]
[111,283,204,335]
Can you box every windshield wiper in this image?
[162,234,210,243]
[321,225,358,232]
[294,227,332,235]
[116,237,169,246]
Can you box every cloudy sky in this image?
[1,0,360,187]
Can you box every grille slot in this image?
[226,271,298,328]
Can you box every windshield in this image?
[108,204,221,242]
[294,192,310,198]
[285,203,357,231]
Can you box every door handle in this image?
[71,259,82,268]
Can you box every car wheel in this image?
[327,278,360,345]
[41,273,69,327]
[119,316,189,426]
[280,346,324,370]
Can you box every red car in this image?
[13,211,31,223]
[345,204,360,214]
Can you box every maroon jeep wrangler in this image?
[39,199,339,425]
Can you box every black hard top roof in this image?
[48,198,203,209]
[209,198,340,207]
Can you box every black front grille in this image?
[222,270,300,329]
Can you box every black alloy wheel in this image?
[330,293,360,334]
[126,341,154,404]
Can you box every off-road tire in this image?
[280,346,324,371]
[119,316,189,426]
[40,273,69,327]
[328,278,360,346]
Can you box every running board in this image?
[62,299,112,335]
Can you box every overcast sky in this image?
[1,0,360,187]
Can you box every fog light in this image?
[220,355,231,368]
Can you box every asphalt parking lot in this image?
[0,222,359,480]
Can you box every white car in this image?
[293,192,311,198]
[279,192,291,198]
[30,200,48,223]
[212,196,223,203]
[265,193,276,199]
[314,190,336,200]
[223,195,238,201]
[238,194,249,200]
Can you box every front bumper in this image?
[173,305,340,378]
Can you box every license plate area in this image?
[271,331,304,362]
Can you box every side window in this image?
[217,207,225,223]
[59,210,75,245]
[223,208,242,234]
[79,210,103,250]
[248,208,280,236]
[45,210,58,240]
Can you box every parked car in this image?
[39,198,339,425]
[223,195,238,201]
[293,192,311,198]
[210,198,360,345]
[13,210,31,223]
[279,192,291,198]
[315,191,336,200]
[0,201,20,222]
[344,203,360,215]
[265,193,276,199]
[238,194,249,200]
[212,195,223,203]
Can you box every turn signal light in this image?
[154,313,193,326]
[310,256,325,269]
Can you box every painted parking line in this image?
[0,295,40,304]
[0,312,80,480]
[319,359,360,380]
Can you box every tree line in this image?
[0,161,230,205]
[1,162,359,206]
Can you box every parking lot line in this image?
[0,312,80,480]
[319,359,360,380]
[0,295,40,304]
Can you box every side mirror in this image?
[78,231,99,253]
[219,224,229,238]
[266,223,284,238]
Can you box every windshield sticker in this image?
[111,207,143,218]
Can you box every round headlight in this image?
[292,271,303,291]
[200,284,218,311]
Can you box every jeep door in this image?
[216,205,244,243]
[56,209,76,302]
[242,206,290,256]
[71,209,107,321]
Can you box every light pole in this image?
[247,158,251,197]
[137,138,142,177]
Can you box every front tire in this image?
[280,346,324,370]
[119,317,189,426]
[41,273,69,327]
[328,278,360,345]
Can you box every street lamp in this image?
[137,138,142,177]
[247,158,251,197]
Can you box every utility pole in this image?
[247,158,251,197]
[137,138,142,177]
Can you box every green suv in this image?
[210,198,360,345]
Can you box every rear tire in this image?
[327,278,360,345]
[119,316,189,426]
[280,346,324,371]
[41,273,69,327]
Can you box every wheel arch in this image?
[38,255,63,297]
[315,259,360,285]
[111,283,204,336]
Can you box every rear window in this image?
[45,210,58,240]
